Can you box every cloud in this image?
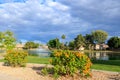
[58,0,120,35]
[0,0,120,43]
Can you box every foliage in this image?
[92,30,108,44]
[50,50,92,77]
[107,37,120,49]
[84,34,94,50]
[24,41,39,49]
[41,65,49,76]
[74,34,85,50]
[0,31,16,50]
[0,32,4,44]
[4,50,28,67]
[61,34,66,40]
[68,41,75,50]
[47,38,61,50]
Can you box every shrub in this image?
[50,50,92,77]
[4,50,28,67]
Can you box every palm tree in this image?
[61,34,66,44]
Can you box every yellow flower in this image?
[65,54,69,58]
[49,59,52,63]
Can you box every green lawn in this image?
[91,60,120,72]
[0,56,50,64]
[27,56,50,64]
[0,56,120,72]
[92,64,120,72]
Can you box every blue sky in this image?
[0,0,120,44]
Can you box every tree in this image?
[0,31,16,50]
[68,40,75,50]
[61,34,66,40]
[74,34,85,50]
[24,41,39,49]
[61,34,66,44]
[47,38,60,49]
[4,31,16,50]
[0,32,4,49]
[92,30,108,44]
[84,34,94,50]
[107,37,120,49]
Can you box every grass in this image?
[27,56,50,64]
[0,56,50,64]
[0,59,5,62]
[0,56,120,72]
[92,64,120,72]
[91,60,120,72]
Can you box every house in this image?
[94,44,109,50]
[78,46,85,51]
[15,44,24,49]
[95,44,100,50]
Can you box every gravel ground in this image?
[0,62,120,80]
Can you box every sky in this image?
[0,0,120,44]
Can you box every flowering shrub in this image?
[50,50,92,77]
[4,50,28,67]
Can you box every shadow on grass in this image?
[92,60,120,66]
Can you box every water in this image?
[0,50,5,53]
[28,48,50,57]
[1,49,120,60]
[85,51,120,60]
[28,49,120,60]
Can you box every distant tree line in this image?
[24,41,39,49]
[47,30,120,50]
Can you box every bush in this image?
[50,50,92,77]
[4,50,28,67]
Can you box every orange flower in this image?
[83,70,88,74]
[55,52,61,57]
[65,54,69,58]
[49,59,52,63]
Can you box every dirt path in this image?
[0,62,120,80]
[0,72,21,80]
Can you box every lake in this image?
[0,49,120,60]
[28,49,120,60]
[28,48,50,57]
[86,51,120,60]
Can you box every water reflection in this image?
[28,48,50,57]
[0,50,5,53]
[86,52,120,60]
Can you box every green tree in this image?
[84,34,94,50]
[47,38,60,49]
[74,34,85,50]
[0,31,16,50]
[61,34,66,44]
[107,37,120,49]
[68,40,74,50]
[0,32,4,49]
[61,34,66,40]
[92,30,108,44]
[24,41,39,49]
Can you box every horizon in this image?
[0,0,120,44]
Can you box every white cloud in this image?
[0,0,119,43]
